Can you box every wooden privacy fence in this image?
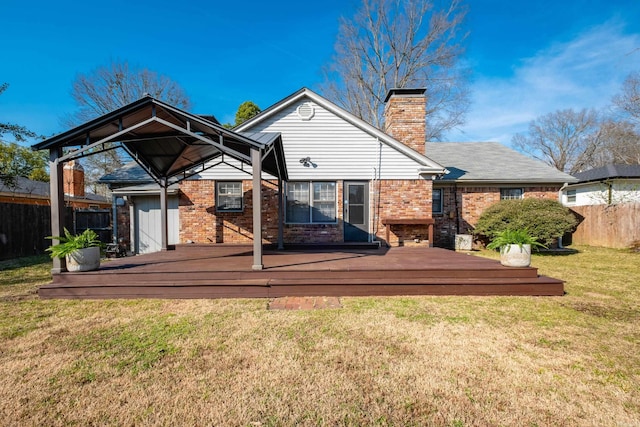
[0,204,111,260]
[0,203,67,260]
[570,203,640,248]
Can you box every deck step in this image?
[51,267,539,285]
[39,246,565,299]
[39,276,564,299]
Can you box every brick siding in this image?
[179,179,280,244]
[383,92,427,155]
[374,179,433,246]
[433,185,562,247]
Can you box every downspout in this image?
[372,139,383,242]
[558,182,569,202]
[454,183,460,235]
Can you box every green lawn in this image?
[0,247,638,426]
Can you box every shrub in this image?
[473,199,577,246]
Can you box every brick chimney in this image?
[63,159,85,198]
[383,88,427,155]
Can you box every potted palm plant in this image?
[486,228,546,267]
[47,228,103,272]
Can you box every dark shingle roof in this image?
[0,176,50,197]
[573,164,640,183]
[426,142,577,183]
[98,162,154,185]
[0,176,108,202]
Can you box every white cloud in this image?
[447,20,640,145]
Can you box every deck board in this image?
[38,245,564,299]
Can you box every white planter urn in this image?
[500,244,531,267]
[65,246,101,272]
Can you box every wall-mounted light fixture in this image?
[299,157,317,168]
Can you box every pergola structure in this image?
[33,96,288,273]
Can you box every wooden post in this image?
[49,148,66,273]
[160,177,168,251]
[252,148,263,270]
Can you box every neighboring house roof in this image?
[0,176,108,202]
[426,142,578,184]
[572,164,640,183]
[235,87,446,175]
[0,176,50,198]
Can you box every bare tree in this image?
[65,61,191,196]
[512,109,606,174]
[613,71,640,124]
[321,0,469,140]
[68,61,191,125]
[595,120,640,165]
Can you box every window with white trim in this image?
[216,181,243,212]
[432,189,443,214]
[286,181,336,223]
[566,189,576,204]
[500,188,523,200]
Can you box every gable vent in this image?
[296,103,315,121]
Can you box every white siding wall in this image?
[199,99,426,181]
[195,158,277,181]
[563,179,640,206]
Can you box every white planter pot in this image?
[500,244,531,267]
[65,246,101,272]
[455,234,473,251]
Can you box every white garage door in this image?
[133,196,179,254]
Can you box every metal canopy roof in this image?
[32,96,288,182]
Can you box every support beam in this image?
[277,178,284,250]
[111,194,118,246]
[49,148,66,273]
[252,148,263,270]
[160,178,169,251]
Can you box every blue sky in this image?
[1,0,639,147]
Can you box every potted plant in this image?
[47,228,103,272]
[486,228,546,267]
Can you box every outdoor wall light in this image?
[299,157,317,168]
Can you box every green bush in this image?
[473,199,577,246]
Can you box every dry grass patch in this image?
[0,247,638,426]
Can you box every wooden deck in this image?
[38,245,565,299]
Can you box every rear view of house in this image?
[100,87,575,253]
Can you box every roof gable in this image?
[235,87,445,174]
[32,96,287,182]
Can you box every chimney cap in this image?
[384,88,426,103]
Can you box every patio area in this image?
[38,245,564,299]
